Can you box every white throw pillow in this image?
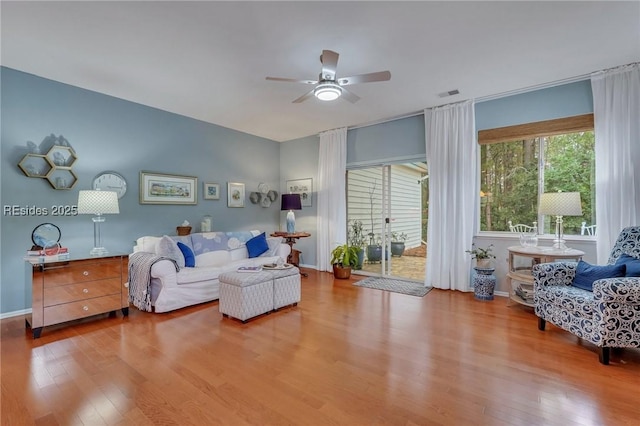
[155,235,185,268]
[136,236,162,253]
[260,237,282,257]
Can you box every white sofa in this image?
[130,230,290,313]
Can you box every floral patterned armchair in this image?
[533,226,640,364]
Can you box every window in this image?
[478,114,595,235]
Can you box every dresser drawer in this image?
[44,260,121,287]
[43,294,122,326]
[43,278,121,307]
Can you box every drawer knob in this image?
[83,288,89,293]
[83,271,89,276]
[83,306,89,311]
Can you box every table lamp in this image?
[77,190,120,256]
[539,191,582,250]
[281,193,302,233]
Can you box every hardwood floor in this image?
[2,270,639,425]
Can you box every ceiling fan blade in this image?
[266,77,318,84]
[292,89,315,103]
[338,70,391,86]
[340,87,361,103]
[320,50,339,80]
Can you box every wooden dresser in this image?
[26,254,129,338]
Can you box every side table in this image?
[271,231,311,277]
[507,245,584,307]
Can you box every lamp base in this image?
[551,240,569,251]
[286,210,296,234]
[90,247,109,256]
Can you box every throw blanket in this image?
[128,252,179,312]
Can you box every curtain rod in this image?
[347,73,591,132]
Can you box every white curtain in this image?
[424,100,477,290]
[316,127,348,272]
[591,63,640,263]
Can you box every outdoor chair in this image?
[581,221,597,236]
[508,220,537,233]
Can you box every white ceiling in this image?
[1,1,639,142]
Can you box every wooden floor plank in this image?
[2,269,640,425]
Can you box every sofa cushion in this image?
[177,242,195,267]
[247,232,269,258]
[156,235,185,268]
[615,254,640,277]
[176,266,224,285]
[195,250,231,268]
[572,260,625,291]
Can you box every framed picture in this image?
[286,178,313,207]
[203,182,220,200]
[227,182,245,208]
[139,171,197,205]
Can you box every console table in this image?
[25,253,129,338]
[271,231,310,276]
[506,246,584,307]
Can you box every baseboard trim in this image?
[1,308,31,319]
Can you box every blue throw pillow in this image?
[572,260,625,291]
[177,241,195,267]
[615,254,640,277]
[246,232,269,258]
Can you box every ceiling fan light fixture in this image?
[314,82,342,101]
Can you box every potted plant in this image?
[390,232,408,257]
[465,243,496,268]
[331,243,360,279]
[348,220,366,269]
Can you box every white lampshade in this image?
[77,190,120,215]
[539,192,582,216]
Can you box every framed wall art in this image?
[227,182,245,208]
[286,178,313,207]
[139,171,197,205]
[203,182,220,200]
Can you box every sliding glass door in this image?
[346,162,427,281]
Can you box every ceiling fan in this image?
[266,49,391,103]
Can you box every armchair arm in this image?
[533,262,578,288]
[594,277,640,304]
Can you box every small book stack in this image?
[25,247,70,263]
[237,265,262,273]
[515,283,534,304]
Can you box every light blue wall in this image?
[1,67,282,314]
[475,79,594,131]
[347,115,425,166]
[279,134,319,268]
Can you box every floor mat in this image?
[353,277,432,297]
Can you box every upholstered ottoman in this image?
[271,266,301,309]
[219,266,301,322]
[219,270,275,322]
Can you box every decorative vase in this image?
[473,267,496,301]
[333,264,352,279]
